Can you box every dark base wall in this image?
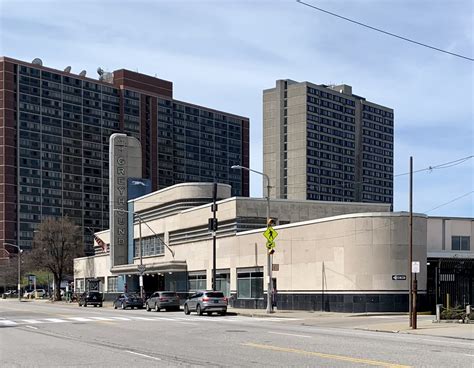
[231,293,429,313]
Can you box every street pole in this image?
[17,248,21,301]
[409,156,413,327]
[265,176,273,314]
[231,165,273,314]
[212,181,217,291]
[4,243,21,301]
[138,216,144,300]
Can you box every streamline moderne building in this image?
[263,80,394,204]
[72,182,474,313]
[0,57,249,254]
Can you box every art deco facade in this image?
[263,80,393,204]
[0,57,249,254]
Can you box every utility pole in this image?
[231,165,273,313]
[138,216,144,300]
[409,156,413,327]
[212,182,218,291]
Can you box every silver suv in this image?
[184,291,227,316]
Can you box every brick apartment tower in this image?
[0,57,249,255]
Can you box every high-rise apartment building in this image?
[0,57,249,254]
[264,80,393,204]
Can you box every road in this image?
[0,301,472,367]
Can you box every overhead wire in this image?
[424,191,474,214]
[296,0,474,62]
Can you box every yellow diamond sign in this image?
[263,226,278,242]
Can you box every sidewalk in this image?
[228,307,474,341]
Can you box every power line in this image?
[296,0,474,62]
[394,155,474,177]
[424,191,474,213]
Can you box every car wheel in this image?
[196,304,202,316]
[93,305,97,307]
[184,304,190,315]
[121,302,126,310]
[155,304,160,312]
[219,311,227,316]
[84,303,87,307]
[207,312,212,316]
[99,303,103,308]
[114,303,117,309]
[146,303,151,312]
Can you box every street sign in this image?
[137,265,146,275]
[412,261,420,273]
[263,226,278,242]
[266,240,275,250]
[392,274,407,281]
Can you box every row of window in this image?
[306,87,356,106]
[362,104,393,118]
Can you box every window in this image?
[107,276,118,292]
[75,279,85,293]
[188,273,206,291]
[452,236,470,251]
[237,268,263,299]
[216,271,230,296]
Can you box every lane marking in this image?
[22,319,44,324]
[126,351,162,361]
[132,317,156,321]
[0,320,17,326]
[25,325,38,330]
[43,318,67,323]
[243,342,411,368]
[89,317,115,321]
[68,317,93,322]
[108,317,131,321]
[268,331,312,338]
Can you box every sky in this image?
[1,0,473,217]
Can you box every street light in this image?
[231,165,273,313]
[113,209,175,300]
[3,243,23,301]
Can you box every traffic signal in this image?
[208,218,218,231]
[267,218,275,227]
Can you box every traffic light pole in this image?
[266,181,273,314]
[212,182,217,291]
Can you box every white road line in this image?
[25,325,38,330]
[68,317,93,322]
[132,317,156,321]
[268,331,312,338]
[465,354,474,357]
[89,317,115,321]
[22,320,44,324]
[126,351,161,361]
[43,318,67,323]
[108,317,131,321]
[0,320,17,326]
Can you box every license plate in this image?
[214,299,219,303]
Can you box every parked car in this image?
[145,291,180,312]
[2,290,17,298]
[183,291,227,316]
[113,293,144,310]
[78,291,103,307]
[23,289,46,299]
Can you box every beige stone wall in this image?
[427,217,474,257]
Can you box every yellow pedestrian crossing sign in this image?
[263,226,278,242]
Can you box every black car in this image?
[145,291,180,312]
[113,293,144,310]
[78,291,103,307]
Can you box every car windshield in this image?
[127,294,140,298]
[160,292,176,297]
[205,292,224,298]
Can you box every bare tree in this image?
[30,217,83,301]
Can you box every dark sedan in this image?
[113,293,144,310]
[78,291,103,307]
[145,291,180,312]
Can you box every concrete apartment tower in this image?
[263,80,394,204]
